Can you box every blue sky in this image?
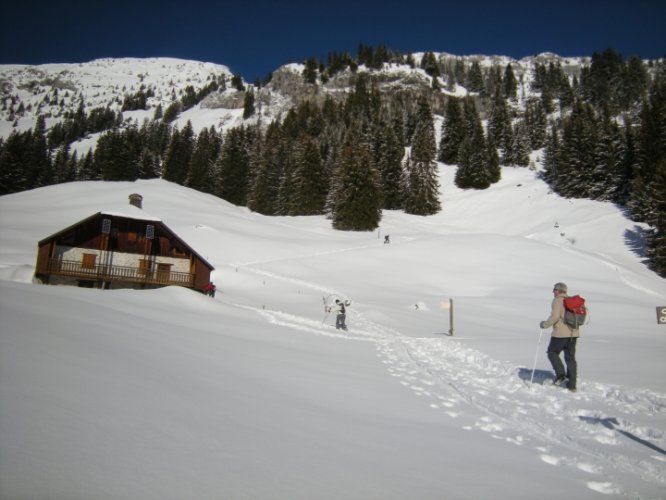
[2,0,664,83]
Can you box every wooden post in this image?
[449,298,454,336]
[439,298,454,336]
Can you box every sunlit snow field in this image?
[1,164,665,499]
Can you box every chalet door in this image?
[138,259,152,277]
[156,263,172,283]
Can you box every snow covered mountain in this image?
[1,52,665,498]
[0,52,590,153]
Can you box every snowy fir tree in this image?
[285,134,328,216]
[454,98,498,189]
[405,96,440,215]
[373,115,406,210]
[247,122,285,215]
[331,134,383,231]
[162,122,194,185]
[185,127,221,193]
[438,97,464,164]
[487,90,513,156]
[215,125,256,206]
[0,45,664,275]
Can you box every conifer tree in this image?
[455,98,495,189]
[454,58,467,85]
[487,90,512,155]
[485,66,502,99]
[162,102,181,123]
[162,121,194,184]
[438,97,464,164]
[0,131,31,194]
[420,52,441,78]
[466,61,485,94]
[95,129,126,181]
[76,150,99,181]
[542,125,561,187]
[243,89,255,119]
[231,74,245,91]
[557,101,599,198]
[581,48,625,113]
[137,147,159,179]
[629,65,666,223]
[486,140,501,183]
[330,134,383,231]
[215,125,254,206]
[524,98,547,149]
[410,96,437,165]
[185,126,221,192]
[303,57,319,84]
[287,134,327,215]
[28,115,50,187]
[248,121,285,215]
[503,63,518,100]
[645,159,666,276]
[621,56,649,110]
[590,116,625,200]
[52,144,76,183]
[405,96,440,215]
[504,120,530,167]
[374,116,406,210]
[404,153,441,215]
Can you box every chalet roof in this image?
[38,211,214,271]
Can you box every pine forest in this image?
[0,46,665,276]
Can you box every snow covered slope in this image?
[1,165,665,499]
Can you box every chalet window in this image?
[102,219,111,234]
[146,225,155,239]
[82,253,97,269]
[172,249,187,257]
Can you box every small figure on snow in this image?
[330,299,348,331]
[384,234,390,244]
[539,282,579,391]
[204,281,216,298]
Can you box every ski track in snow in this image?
[225,263,666,499]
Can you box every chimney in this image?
[129,193,143,209]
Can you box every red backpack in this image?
[563,295,587,329]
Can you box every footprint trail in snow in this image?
[230,264,666,499]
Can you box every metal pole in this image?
[530,329,544,385]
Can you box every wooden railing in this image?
[47,259,195,287]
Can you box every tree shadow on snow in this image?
[623,224,649,261]
[517,368,552,385]
[579,415,666,456]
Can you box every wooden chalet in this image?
[35,208,214,291]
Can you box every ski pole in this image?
[530,328,544,385]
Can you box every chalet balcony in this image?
[46,258,195,288]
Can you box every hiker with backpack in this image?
[330,299,348,331]
[539,282,584,392]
